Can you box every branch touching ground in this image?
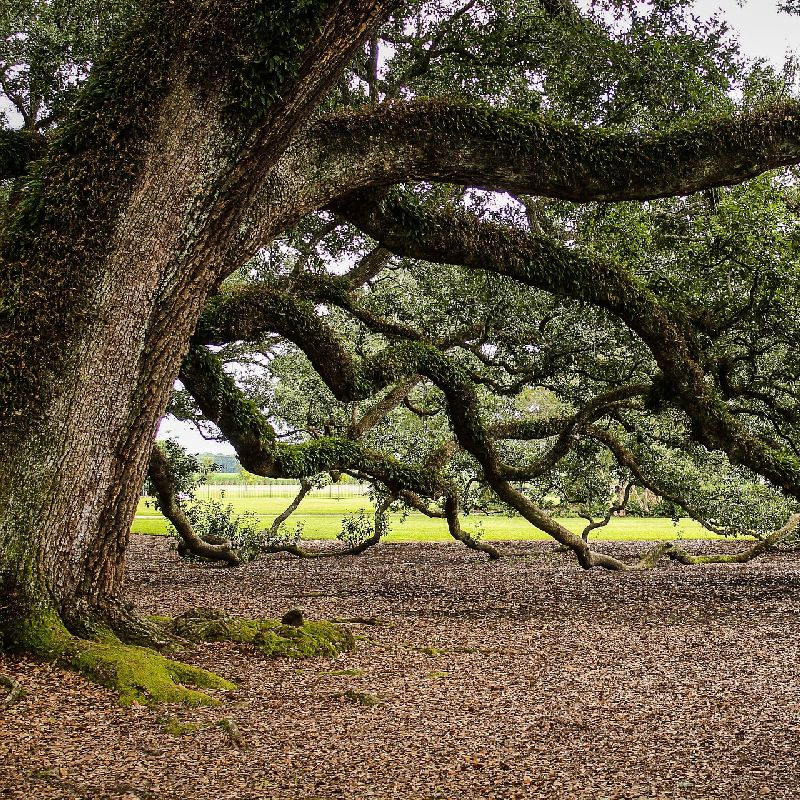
[260,479,325,557]
[661,514,800,565]
[263,490,393,559]
[148,446,241,566]
[14,606,356,706]
[444,495,501,560]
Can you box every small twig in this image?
[0,673,24,706]
[217,717,245,749]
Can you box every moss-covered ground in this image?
[14,607,353,707]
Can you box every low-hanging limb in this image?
[443,495,501,560]
[190,291,634,568]
[663,513,800,565]
[195,286,527,558]
[188,258,796,571]
[398,489,501,560]
[146,446,241,566]
[261,484,395,559]
[258,479,330,559]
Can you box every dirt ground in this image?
[2,535,800,800]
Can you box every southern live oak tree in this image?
[2,0,800,698]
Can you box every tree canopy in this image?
[157,0,800,567]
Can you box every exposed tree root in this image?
[17,610,234,706]
[73,639,235,707]
[164,608,355,657]
[70,597,174,649]
[13,605,356,706]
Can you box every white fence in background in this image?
[195,482,371,499]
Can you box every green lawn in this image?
[133,491,726,541]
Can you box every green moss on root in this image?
[14,606,351,707]
[15,609,73,657]
[18,610,234,707]
[73,640,235,706]
[168,608,355,658]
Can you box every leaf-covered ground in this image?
[2,535,800,799]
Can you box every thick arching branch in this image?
[334,189,693,350]
[304,99,800,203]
[178,346,438,495]
[336,190,800,500]
[350,377,420,438]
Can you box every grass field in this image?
[133,488,726,542]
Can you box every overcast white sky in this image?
[694,0,800,66]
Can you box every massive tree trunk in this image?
[0,0,388,651]
[1,83,227,644]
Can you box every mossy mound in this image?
[167,608,355,658]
